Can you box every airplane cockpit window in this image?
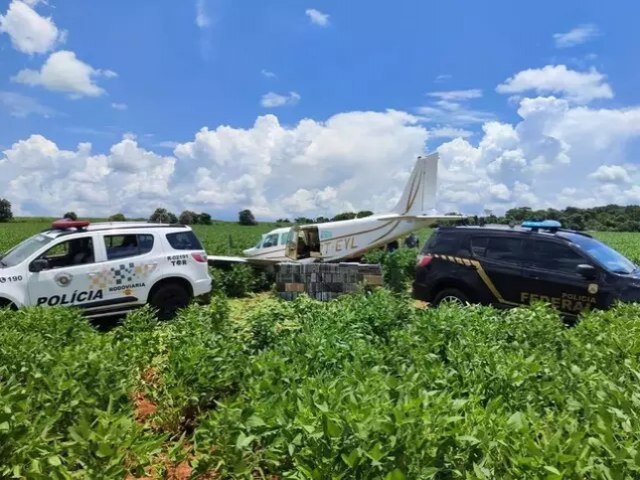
[262,233,279,248]
[279,232,290,245]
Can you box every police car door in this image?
[520,239,601,314]
[92,233,157,309]
[27,234,100,308]
[470,235,526,307]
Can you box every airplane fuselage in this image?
[243,214,427,263]
[311,214,420,261]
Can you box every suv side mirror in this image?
[30,258,50,273]
[576,264,597,279]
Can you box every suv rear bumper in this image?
[412,281,432,302]
[193,277,213,297]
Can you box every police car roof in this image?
[45,221,189,235]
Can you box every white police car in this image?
[0,219,212,319]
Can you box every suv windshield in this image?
[562,233,636,274]
[1,233,56,267]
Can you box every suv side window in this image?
[529,240,586,274]
[104,234,154,260]
[426,231,461,254]
[166,231,203,250]
[472,236,524,264]
[37,237,95,269]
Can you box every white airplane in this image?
[208,153,462,266]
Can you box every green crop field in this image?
[0,219,279,256]
[2,221,640,478]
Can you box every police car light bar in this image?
[51,219,90,230]
[521,220,562,230]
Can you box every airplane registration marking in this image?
[321,236,359,255]
[322,219,395,242]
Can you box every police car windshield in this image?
[1,233,55,267]
[562,233,636,274]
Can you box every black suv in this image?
[413,221,640,315]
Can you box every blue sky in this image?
[1,0,640,219]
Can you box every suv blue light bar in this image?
[521,220,562,229]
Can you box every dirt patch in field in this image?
[132,391,158,423]
[165,456,192,480]
[141,367,160,386]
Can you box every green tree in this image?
[239,209,257,226]
[108,213,126,221]
[332,212,357,221]
[356,210,374,218]
[0,198,12,222]
[178,210,196,225]
[198,212,212,225]
[149,208,176,223]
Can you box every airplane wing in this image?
[207,255,286,268]
[207,255,248,266]
[376,214,466,221]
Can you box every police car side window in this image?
[104,234,154,260]
[39,238,95,269]
[531,241,585,274]
[166,231,203,250]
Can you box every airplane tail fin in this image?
[392,152,438,215]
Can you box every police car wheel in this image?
[150,283,191,320]
[433,288,468,307]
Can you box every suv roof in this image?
[436,223,592,239]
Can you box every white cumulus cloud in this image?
[260,91,301,108]
[111,102,128,110]
[554,24,600,48]
[12,50,116,98]
[305,8,329,26]
[496,65,613,104]
[4,82,640,219]
[0,134,174,216]
[0,0,65,54]
[589,165,632,184]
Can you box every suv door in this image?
[27,235,101,307]
[469,235,525,307]
[520,239,605,314]
[92,233,158,308]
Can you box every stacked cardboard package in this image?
[275,262,383,301]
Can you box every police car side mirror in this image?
[29,258,50,273]
[576,264,597,279]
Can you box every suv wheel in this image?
[0,299,16,310]
[150,283,191,320]
[433,288,468,307]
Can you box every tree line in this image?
[2,197,640,231]
[459,205,640,232]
